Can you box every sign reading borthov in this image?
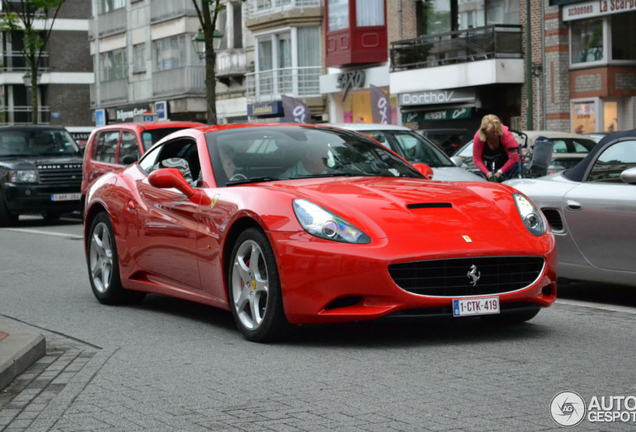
[399,89,476,107]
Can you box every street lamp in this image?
[191,28,224,60]
[22,70,42,88]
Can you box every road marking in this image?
[1,228,83,240]
[557,298,636,315]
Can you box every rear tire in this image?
[480,307,541,325]
[0,190,19,227]
[227,228,289,342]
[87,212,145,305]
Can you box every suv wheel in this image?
[0,190,19,227]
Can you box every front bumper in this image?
[1,182,81,215]
[272,232,557,325]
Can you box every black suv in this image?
[0,126,83,226]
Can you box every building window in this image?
[417,0,518,36]
[572,101,597,134]
[611,12,636,61]
[154,35,187,71]
[100,49,126,81]
[217,8,228,50]
[420,0,452,35]
[328,0,349,31]
[460,1,485,30]
[356,0,384,27]
[233,3,243,49]
[571,18,604,64]
[100,0,125,14]
[133,44,146,74]
[486,0,518,25]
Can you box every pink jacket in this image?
[472,125,520,176]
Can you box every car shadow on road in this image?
[558,280,636,308]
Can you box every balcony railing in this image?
[96,8,126,37]
[0,51,49,72]
[99,79,128,104]
[246,66,320,103]
[390,25,522,71]
[247,0,321,19]
[150,0,197,23]
[0,106,51,125]
[153,66,205,97]
[216,49,247,78]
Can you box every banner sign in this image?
[370,85,392,125]
[563,0,636,21]
[399,89,476,106]
[402,108,473,123]
[282,96,312,124]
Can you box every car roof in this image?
[522,130,597,140]
[0,125,66,131]
[94,121,204,131]
[328,123,411,132]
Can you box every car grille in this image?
[37,163,82,185]
[388,256,545,297]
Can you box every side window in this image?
[138,145,162,174]
[552,140,568,153]
[588,140,636,183]
[118,131,140,165]
[573,140,591,153]
[94,131,120,163]
[143,139,201,187]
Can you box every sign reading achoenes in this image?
[402,108,472,123]
[399,89,476,106]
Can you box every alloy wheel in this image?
[231,239,269,330]
[90,222,114,294]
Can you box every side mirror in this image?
[412,163,434,180]
[121,153,139,165]
[148,168,195,197]
[621,167,636,184]
[450,156,463,167]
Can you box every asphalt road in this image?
[1,216,635,432]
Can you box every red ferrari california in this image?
[84,124,557,342]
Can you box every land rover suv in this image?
[0,126,83,226]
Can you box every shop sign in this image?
[337,70,366,101]
[402,108,473,124]
[95,109,106,126]
[248,101,284,117]
[563,0,636,21]
[155,101,168,121]
[399,89,476,106]
[115,107,152,122]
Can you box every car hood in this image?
[0,156,83,170]
[266,177,524,239]
[432,167,485,182]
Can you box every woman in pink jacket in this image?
[472,114,520,181]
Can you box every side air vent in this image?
[541,209,563,232]
[407,203,452,209]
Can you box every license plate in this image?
[453,297,500,317]
[50,193,81,202]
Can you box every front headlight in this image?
[9,170,38,183]
[292,199,371,244]
[513,193,546,236]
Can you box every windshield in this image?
[0,128,81,158]
[364,130,455,168]
[206,126,423,186]
[141,128,186,151]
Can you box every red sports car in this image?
[84,124,557,342]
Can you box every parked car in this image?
[330,123,484,181]
[417,128,472,156]
[66,126,95,149]
[84,124,557,342]
[454,130,597,178]
[0,125,83,225]
[506,129,636,287]
[81,121,203,209]
[583,132,608,143]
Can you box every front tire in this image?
[87,212,145,305]
[228,228,289,342]
[0,190,19,227]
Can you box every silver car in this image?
[330,123,484,181]
[506,131,636,287]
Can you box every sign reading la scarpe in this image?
[563,0,636,21]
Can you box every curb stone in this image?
[0,318,46,391]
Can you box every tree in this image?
[1,0,65,124]
[191,0,244,125]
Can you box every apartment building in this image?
[245,0,325,122]
[0,0,93,126]
[90,0,249,125]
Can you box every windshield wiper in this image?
[226,176,277,186]
[289,172,366,179]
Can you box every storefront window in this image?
[611,12,636,61]
[572,102,597,134]
[571,19,604,64]
[486,0,519,25]
[328,0,349,31]
[356,0,384,27]
[343,90,397,125]
[604,101,618,133]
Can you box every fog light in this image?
[25,189,31,196]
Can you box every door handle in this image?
[566,200,582,210]
[126,200,136,212]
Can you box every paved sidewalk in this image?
[0,319,46,392]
